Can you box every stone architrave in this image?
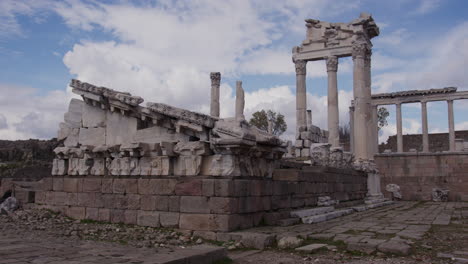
[295,60,307,135]
[326,56,339,148]
[210,72,221,117]
[235,81,245,121]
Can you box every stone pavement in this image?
[0,230,226,264]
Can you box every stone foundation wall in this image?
[376,153,468,201]
[30,167,367,232]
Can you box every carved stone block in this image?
[82,103,106,128]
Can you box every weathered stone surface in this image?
[78,127,106,146]
[105,111,137,146]
[295,243,327,253]
[63,99,83,128]
[82,103,106,128]
[377,241,411,255]
[137,210,160,227]
[160,212,180,227]
[277,236,304,249]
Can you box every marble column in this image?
[365,52,375,158]
[352,43,370,160]
[235,81,245,121]
[349,105,355,153]
[448,100,455,151]
[326,56,340,148]
[295,60,307,136]
[210,72,221,117]
[421,101,429,152]
[396,103,403,152]
[306,110,312,127]
[371,105,379,155]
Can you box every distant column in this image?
[235,81,245,121]
[448,100,455,151]
[396,103,403,152]
[210,72,221,117]
[295,60,307,136]
[371,105,379,155]
[349,105,355,153]
[352,43,370,160]
[326,56,339,148]
[421,101,429,152]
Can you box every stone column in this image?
[421,101,429,152]
[326,56,339,148]
[365,51,376,157]
[295,60,307,136]
[396,103,403,152]
[235,81,245,121]
[352,43,370,160]
[371,105,379,155]
[306,110,312,127]
[349,105,354,153]
[210,72,221,117]
[448,100,455,151]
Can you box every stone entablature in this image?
[54,79,286,178]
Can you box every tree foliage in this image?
[377,107,390,131]
[249,110,287,136]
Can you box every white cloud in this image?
[412,0,441,15]
[375,28,410,46]
[0,0,51,38]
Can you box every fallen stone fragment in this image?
[277,236,304,249]
[295,243,327,253]
[377,241,411,255]
[0,197,19,214]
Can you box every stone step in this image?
[290,206,334,218]
[301,208,354,224]
[277,218,301,227]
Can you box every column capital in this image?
[294,60,307,75]
[352,42,371,60]
[210,72,221,86]
[326,56,338,72]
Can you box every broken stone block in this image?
[386,184,402,200]
[105,111,137,146]
[82,103,106,128]
[277,236,304,249]
[64,128,79,147]
[432,188,449,202]
[295,139,303,148]
[78,127,106,146]
[63,99,83,128]
[52,159,68,176]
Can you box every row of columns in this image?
[390,99,456,153]
[295,42,374,160]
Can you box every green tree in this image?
[249,110,287,136]
[377,107,389,131]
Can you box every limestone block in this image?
[295,140,303,148]
[133,126,187,144]
[82,103,106,128]
[64,99,83,128]
[137,210,160,227]
[124,210,137,225]
[67,158,80,175]
[160,212,180,227]
[63,178,80,193]
[66,206,85,220]
[57,122,71,141]
[110,209,125,223]
[78,127,106,147]
[52,159,68,176]
[174,156,202,176]
[301,148,310,157]
[150,156,172,176]
[98,208,110,222]
[105,111,137,146]
[78,158,92,175]
[64,128,80,147]
[179,213,232,231]
[137,179,177,195]
[295,148,302,157]
[174,141,212,156]
[175,179,202,196]
[180,196,210,213]
[303,139,312,148]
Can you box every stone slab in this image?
[295,243,327,253]
[291,206,334,218]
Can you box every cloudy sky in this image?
[0,0,467,143]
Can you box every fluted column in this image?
[371,105,379,155]
[352,43,371,160]
[364,51,376,157]
[210,72,221,117]
[396,103,403,152]
[295,60,307,136]
[326,56,339,148]
[349,105,355,153]
[421,101,429,152]
[448,100,455,151]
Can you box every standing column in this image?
[448,100,455,151]
[371,105,379,155]
[295,60,307,136]
[364,51,376,157]
[421,101,429,152]
[396,103,403,152]
[210,72,221,117]
[326,56,339,148]
[352,43,370,160]
[349,105,355,153]
[235,81,245,121]
[306,110,312,127]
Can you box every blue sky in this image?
[0,0,467,142]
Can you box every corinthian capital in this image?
[352,43,370,60]
[295,60,307,75]
[326,56,338,72]
[210,72,221,86]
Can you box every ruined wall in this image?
[379,131,468,153]
[376,153,468,201]
[31,167,367,232]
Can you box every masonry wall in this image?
[28,167,367,232]
[379,131,468,153]
[376,153,468,201]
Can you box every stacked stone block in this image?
[35,167,367,232]
[295,125,328,157]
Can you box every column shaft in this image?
[326,56,339,148]
[396,103,403,152]
[448,100,455,151]
[421,101,429,152]
[295,60,307,136]
[210,72,220,117]
[371,105,378,155]
[349,106,354,153]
